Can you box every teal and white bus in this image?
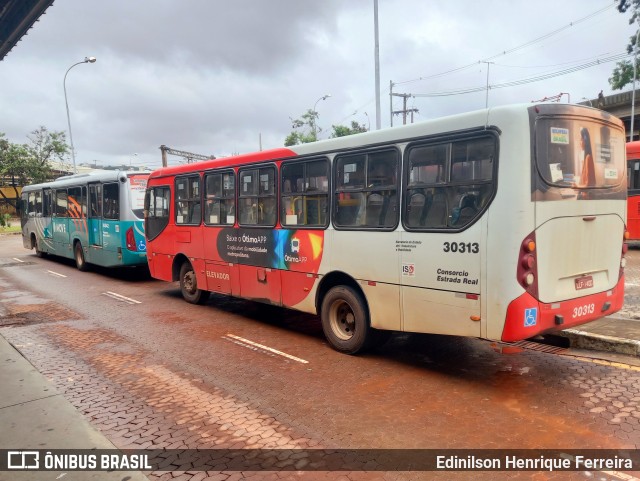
[21,170,149,270]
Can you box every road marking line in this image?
[12,258,24,263]
[224,334,309,364]
[102,291,141,304]
[46,270,67,278]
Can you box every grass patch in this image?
[0,225,21,234]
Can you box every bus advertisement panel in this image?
[144,103,627,354]
[21,170,149,270]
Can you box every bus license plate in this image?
[575,275,594,290]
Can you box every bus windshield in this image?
[535,117,625,189]
[129,175,148,219]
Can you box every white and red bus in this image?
[144,103,627,354]
[626,140,640,242]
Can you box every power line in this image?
[395,3,615,86]
[409,52,628,98]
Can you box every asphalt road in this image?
[1,234,639,481]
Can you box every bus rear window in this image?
[535,118,625,189]
[129,175,148,219]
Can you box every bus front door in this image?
[88,184,103,247]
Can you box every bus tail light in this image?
[126,226,137,251]
[517,232,538,298]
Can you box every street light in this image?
[312,94,331,139]
[632,26,640,141]
[64,56,96,173]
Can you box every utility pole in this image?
[391,92,418,125]
[374,0,381,130]
[390,80,394,127]
[481,61,494,108]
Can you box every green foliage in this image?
[284,111,369,146]
[610,0,640,90]
[284,109,320,146]
[330,121,368,138]
[0,213,11,228]
[0,127,70,210]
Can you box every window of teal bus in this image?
[103,183,120,220]
[43,189,53,217]
[204,171,235,225]
[89,184,102,218]
[55,190,67,217]
[67,187,84,219]
[281,159,328,228]
[28,190,42,217]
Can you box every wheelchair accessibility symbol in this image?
[524,308,537,327]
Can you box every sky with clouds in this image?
[0,1,635,169]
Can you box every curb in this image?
[559,329,640,357]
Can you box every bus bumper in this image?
[501,276,625,342]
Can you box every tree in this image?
[610,0,640,90]
[0,127,69,211]
[330,121,368,138]
[284,109,321,146]
[284,111,369,146]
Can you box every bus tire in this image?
[32,235,45,258]
[74,242,89,271]
[179,262,210,305]
[321,286,371,354]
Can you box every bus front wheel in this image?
[179,262,210,305]
[74,242,89,271]
[32,235,45,258]
[321,286,371,354]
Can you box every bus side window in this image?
[404,136,495,230]
[43,189,53,217]
[89,184,102,217]
[55,189,68,217]
[103,183,120,220]
[239,166,276,227]
[281,159,328,228]
[334,150,398,229]
[175,175,200,225]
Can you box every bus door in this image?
[101,182,122,254]
[88,183,103,247]
[51,189,70,250]
[400,138,492,337]
[42,189,54,243]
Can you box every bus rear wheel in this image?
[74,242,89,271]
[179,262,210,305]
[321,286,371,354]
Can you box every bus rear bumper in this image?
[501,276,625,342]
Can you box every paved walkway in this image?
[0,304,149,480]
[556,249,640,358]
